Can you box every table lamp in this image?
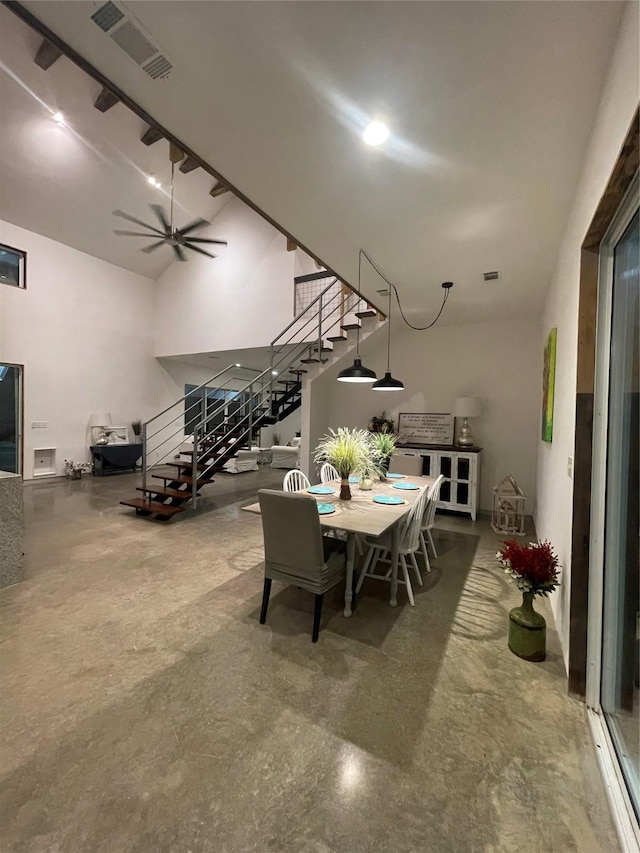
[453,397,482,447]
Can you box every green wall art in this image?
[542,327,557,442]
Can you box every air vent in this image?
[91,2,123,32]
[483,270,501,282]
[90,2,173,80]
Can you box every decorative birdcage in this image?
[491,474,526,536]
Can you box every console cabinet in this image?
[391,445,482,520]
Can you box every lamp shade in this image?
[337,357,377,383]
[89,412,112,427]
[372,371,404,391]
[453,397,482,418]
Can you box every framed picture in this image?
[542,328,557,442]
[0,244,26,289]
[106,426,129,445]
[397,413,454,446]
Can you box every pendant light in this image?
[337,326,377,383]
[372,288,404,391]
[337,253,377,383]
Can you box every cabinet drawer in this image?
[390,451,423,477]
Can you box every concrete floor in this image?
[0,469,619,852]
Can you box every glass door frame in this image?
[0,361,23,476]
[586,171,639,851]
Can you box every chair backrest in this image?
[320,462,339,484]
[422,474,445,529]
[283,469,311,492]
[258,489,326,579]
[399,486,430,553]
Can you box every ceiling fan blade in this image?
[149,204,171,232]
[141,240,168,254]
[173,244,187,262]
[114,229,159,237]
[178,218,209,237]
[185,242,217,259]
[113,210,164,235]
[184,237,228,245]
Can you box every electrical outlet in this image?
[567,456,573,479]
[31,421,47,429]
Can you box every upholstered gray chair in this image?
[257,489,346,642]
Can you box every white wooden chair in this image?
[320,463,339,484]
[420,474,445,567]
[356,486,429,606]
[283,469,311,492]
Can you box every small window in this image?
[0,245,26,289]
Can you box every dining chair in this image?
[283,469,311,492]
[257,489,346,642]
[320,463,339,484]
[421,474,445,567]
[356,486,429,606]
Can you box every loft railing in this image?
[139,281,381,508]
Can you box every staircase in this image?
[120,274,384,520]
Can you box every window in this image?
[0,245,26,289]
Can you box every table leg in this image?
[390,524,399,607]
[343,533,357,617]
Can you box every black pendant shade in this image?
[337,356,377,383]
[372,370,404,391]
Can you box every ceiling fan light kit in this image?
[113,160,226,261]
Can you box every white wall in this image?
[0,221,224,479]
[154,197,296,357]
[311,316,541,508]
[535,2,640,665]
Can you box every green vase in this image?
[508,592,546,661]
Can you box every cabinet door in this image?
[390,451,422,476]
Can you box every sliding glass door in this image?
[0,363,22,474]
[589,178,639,839]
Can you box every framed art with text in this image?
[397,413,454,446]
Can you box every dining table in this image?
[242,473,433,616]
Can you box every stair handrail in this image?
[270,278,338,349]
[144,363,240,430]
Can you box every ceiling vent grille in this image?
[91,2,123,32]
[483,270,501,282]
[90,2,173,80]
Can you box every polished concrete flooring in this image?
[1,469,619,852]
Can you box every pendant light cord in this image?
[170,161,175,235]
[358,248,451,331]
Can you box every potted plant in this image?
[64,459,93,480]
[368,411,396,434]
[314,427,374,500]
[370,431,397,480]
[131,419,142,443]
[497,539,560,661]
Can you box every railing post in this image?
[248,383,253,450]
[317,292,323,360]
[192,422,199,509]
[142,421,147,492]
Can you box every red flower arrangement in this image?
[496,539,560,596]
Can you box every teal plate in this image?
[373,494,404,505]
[386,473,406,479]
[317,503,336,514]
[392,482,420,491]
[349,476,360,483]
[308,486,335,495]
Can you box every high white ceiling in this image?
[5,1,626,322]
[0,5,230,279]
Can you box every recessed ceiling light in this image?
[147,175,161,188]
[363,121,389,146]
[235,363,241,368]
[52,111,66,126]
[271,370,278,376]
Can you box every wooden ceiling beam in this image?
[34,38,62,70]
[286,238,297,252]
[209,182,230,198]
[169,141,184,163]
[141,126,163,146]
[94,87,119,113]
[179,156,200,174]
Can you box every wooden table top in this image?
[242,475,433,538]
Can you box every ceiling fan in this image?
[113,161,227,262]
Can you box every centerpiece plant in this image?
[314,427,374,500]
[497,539,560,662]
[370,431,397,480]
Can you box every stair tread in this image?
[300,357,328,364]
[341,322,361,331]
[152,473,218,486]
[166,461,210,472]
[355,308,378,318]
[136,486,196,500]
[326,334,347,342]
[120,498,185,516]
